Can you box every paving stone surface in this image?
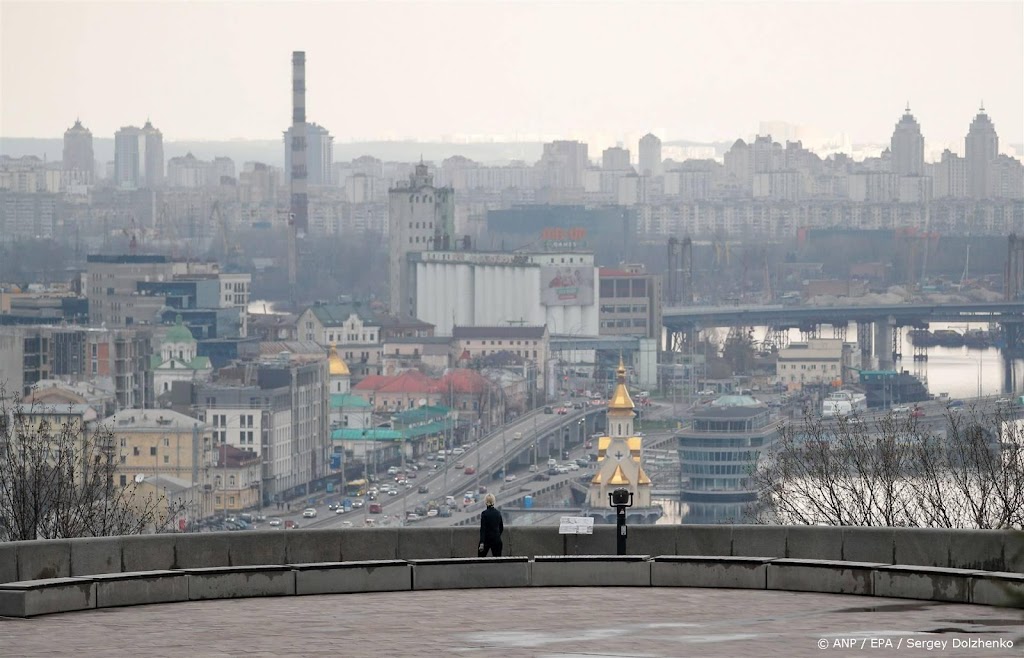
[0,588,1020,657]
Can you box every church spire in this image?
[607,355,635,414]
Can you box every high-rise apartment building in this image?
[638,133,662,177]
[539,140,589,188]
[284,122,333,186]
[113,121,164,189]
[890,106,924,176]
[388,163,455,318]
[965,106,999,199]
[62,119,94,183]
[142,121,164,187]
[602,147,631,171]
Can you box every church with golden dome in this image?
[327,344,351,394]
[585,358,658,521]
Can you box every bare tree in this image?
[0,391,182,541]
[752,404,1024,529]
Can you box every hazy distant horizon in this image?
[2,1,1022,145]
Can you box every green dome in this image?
[165,315,196,343]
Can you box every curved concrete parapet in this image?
[0,526,1021,616]
[0,555,1021,617]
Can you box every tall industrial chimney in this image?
[290,51,308,236]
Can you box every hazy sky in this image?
[2,1,1022,147]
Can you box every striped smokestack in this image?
[290,51,308,235]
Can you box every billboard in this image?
[541,266,595,306]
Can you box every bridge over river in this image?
[663,301,1024,386]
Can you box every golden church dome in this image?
[328,344,350,376]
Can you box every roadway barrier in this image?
[1,526,1021,616]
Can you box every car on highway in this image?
[544,406,554,414]
[418,484,430,493]
[464,466,476,475]
[911,407,925,418]
[455,461,465,469]
[892,405,910,414]
[369,503,382,514]
[557,407,568,415]
[335,507,348,514]
[388,488,399,496]
[284,520,298,529]
[407,471,417,479]
[453,447,466,455]
[351,499,364,508]
[426,508,438,518]
[575,458,589,467]
[268,518,282,527]
[405,513,421,523]
[302,507,317,518]
[572,401,584,409]
[505,474,517,482]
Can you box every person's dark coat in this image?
[479,505,504,554]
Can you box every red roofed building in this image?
[352,369,445,412]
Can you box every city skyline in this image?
[2,1,1022,146]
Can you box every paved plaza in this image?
[0,588,1020,657]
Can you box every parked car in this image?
[302,507,317,518]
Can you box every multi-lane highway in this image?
[266,403,605,531]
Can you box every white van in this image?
[547,458,557,467]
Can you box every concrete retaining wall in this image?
[768,559,882,596]
[292,560,411,596]
[411,557,530,590]
[0,554,1020,618]
[873,565,980,604]
[92,570,188,609]
[532,555,651,587]
[8,526,1022,582]
[651,556,771,589]
[1,525,1020,617]
[0,577,95,617]
[185,566,296,600]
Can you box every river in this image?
[700,321,1024,399]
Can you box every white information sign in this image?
[558,516,595,535]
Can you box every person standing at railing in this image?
[477,493,504,557]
